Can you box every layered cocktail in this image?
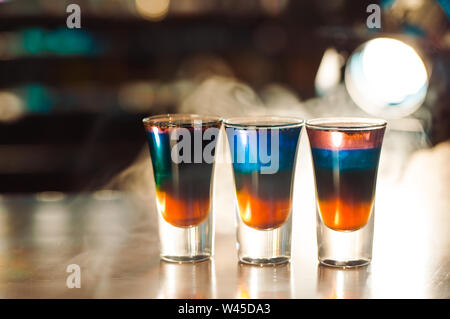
[306,118,386,267]
[225,116,303,265]
[143,114,221,262]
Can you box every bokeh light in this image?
[135,0,170,21]
[315,48,344,96]
[0,91,24,122]
[345,38,428,118]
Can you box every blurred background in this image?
[0,0,449,299]
[0,0,448,194]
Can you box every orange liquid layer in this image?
[236,190,291,230]
[156,191,210,227]
[318,198,373,231]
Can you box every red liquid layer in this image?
[317,198,373,231]
[236,189,291,230]
[156,191,210,227]
[233,170,294,230]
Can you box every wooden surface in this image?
[0,187,448,299]
[0,139,449,299]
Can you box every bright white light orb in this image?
[345,38,428,118]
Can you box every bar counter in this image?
[0,140,449,299]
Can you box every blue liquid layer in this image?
[227,127,301,174]
[311,148,381,171]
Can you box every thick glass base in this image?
[158,211,213,263]
[161,255,211,263]
[316,207,374,268]
[319,258,370,268]
[240,256,290,266]
[237,209,292,266]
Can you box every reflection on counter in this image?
[238,263,292,299]
[317,264,370,299]
[158,260,216,299]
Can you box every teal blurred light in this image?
[24,84,53,113]
[22,27,99,56]
[23,28,45,54]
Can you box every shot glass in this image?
[306,117,386,267]
[224,116,303,265]
[143,114,222,262]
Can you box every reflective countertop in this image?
[0,139,449,299]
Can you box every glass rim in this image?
[142,113,222,126]
[223,115,304,129]
[305,117,387,131]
